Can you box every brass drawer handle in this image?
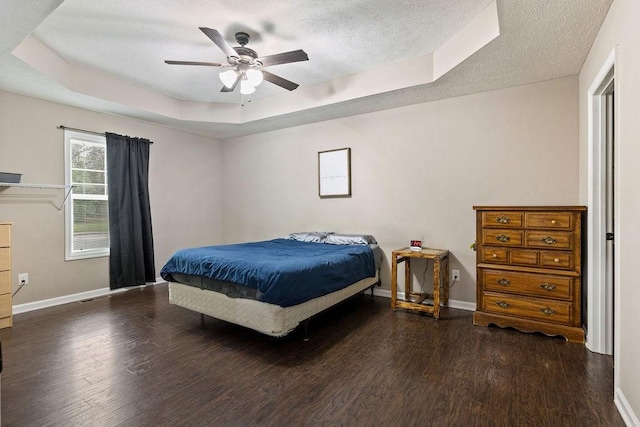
[539,283,557,291]
[551,219,557,224]
[554,258,560,263]
[492,253,498,258]
[496,234,510,242]
[497,278,511,286]
[496,216,510,224]
[540,307,557,316]
[496,301,510,309]
[541,236,557,245]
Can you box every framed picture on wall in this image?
[318,147,351,198]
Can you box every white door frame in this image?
[586,47,618,356]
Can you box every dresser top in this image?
[473,206,586,211]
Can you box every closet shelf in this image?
[0,182,74,211]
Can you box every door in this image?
[604,86,614,355]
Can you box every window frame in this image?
[64,129,110,261]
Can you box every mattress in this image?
[169,244,383,302]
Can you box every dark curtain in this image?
[106,132,155,289]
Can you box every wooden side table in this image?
[391,247,450,318]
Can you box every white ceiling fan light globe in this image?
[240,79,256,95]
[219,69,238,88]
[246,69,263,86]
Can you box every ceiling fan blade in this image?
[199,27,239,59]
[220,75,240,92]
[257,49,309,67]
[262,71,299,91]
[165,60,225,67]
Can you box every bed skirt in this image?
[169,273,379,337]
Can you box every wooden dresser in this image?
[0,222,12,328]
[472,206,585,343]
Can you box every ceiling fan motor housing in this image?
[235,47,258,60]
[232,32,260,67]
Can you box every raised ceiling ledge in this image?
[12,1,498,125]
[11,35,241,123]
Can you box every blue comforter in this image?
[160,239,376,307]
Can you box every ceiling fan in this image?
[165,27,309,95]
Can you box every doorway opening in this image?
[587,49,616,357]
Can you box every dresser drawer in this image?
[540,251,574,270]
[482,212,523,228]
[483,292,572,325]
[482,269,572,300]
[0,224,10,247]
[0,247,10,271]
[482,229,523,247]
[0,293,12,318]
[0,270,10,294]
[481,246,508,263]
[525,230,573,249]
[510,249,540,267]
[482,247,541,267]
[525,212,573,230]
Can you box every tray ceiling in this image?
[0,0,612,140]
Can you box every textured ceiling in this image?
[0,0,612,140]
[32,0,491,103]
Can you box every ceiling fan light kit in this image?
[240,79,256,95]
[220,69,238,88]
[245,69,263,86]
[165,28,308,98]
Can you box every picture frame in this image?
[318,147,351,198]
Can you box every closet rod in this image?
[57,125,153,143]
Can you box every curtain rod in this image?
[57,125,153,143]
[58,125,105,136]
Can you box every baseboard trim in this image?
[13,277,167,315]
[372,288,475,311]
[12,280,474,315]
[615,387,640,427]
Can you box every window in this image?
[64,129,109,260]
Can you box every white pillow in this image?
[325,233,377,245]
[286,232,333,243]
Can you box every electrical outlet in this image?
[452,270,460,282]
[18,273,29,286]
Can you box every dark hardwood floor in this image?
[1,284,624,426]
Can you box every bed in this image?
[160,233,382,337]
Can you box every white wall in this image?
[578,0,640,423]
[0,90,223,304]
[222,76,580,304]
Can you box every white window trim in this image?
[64,129,110,261]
